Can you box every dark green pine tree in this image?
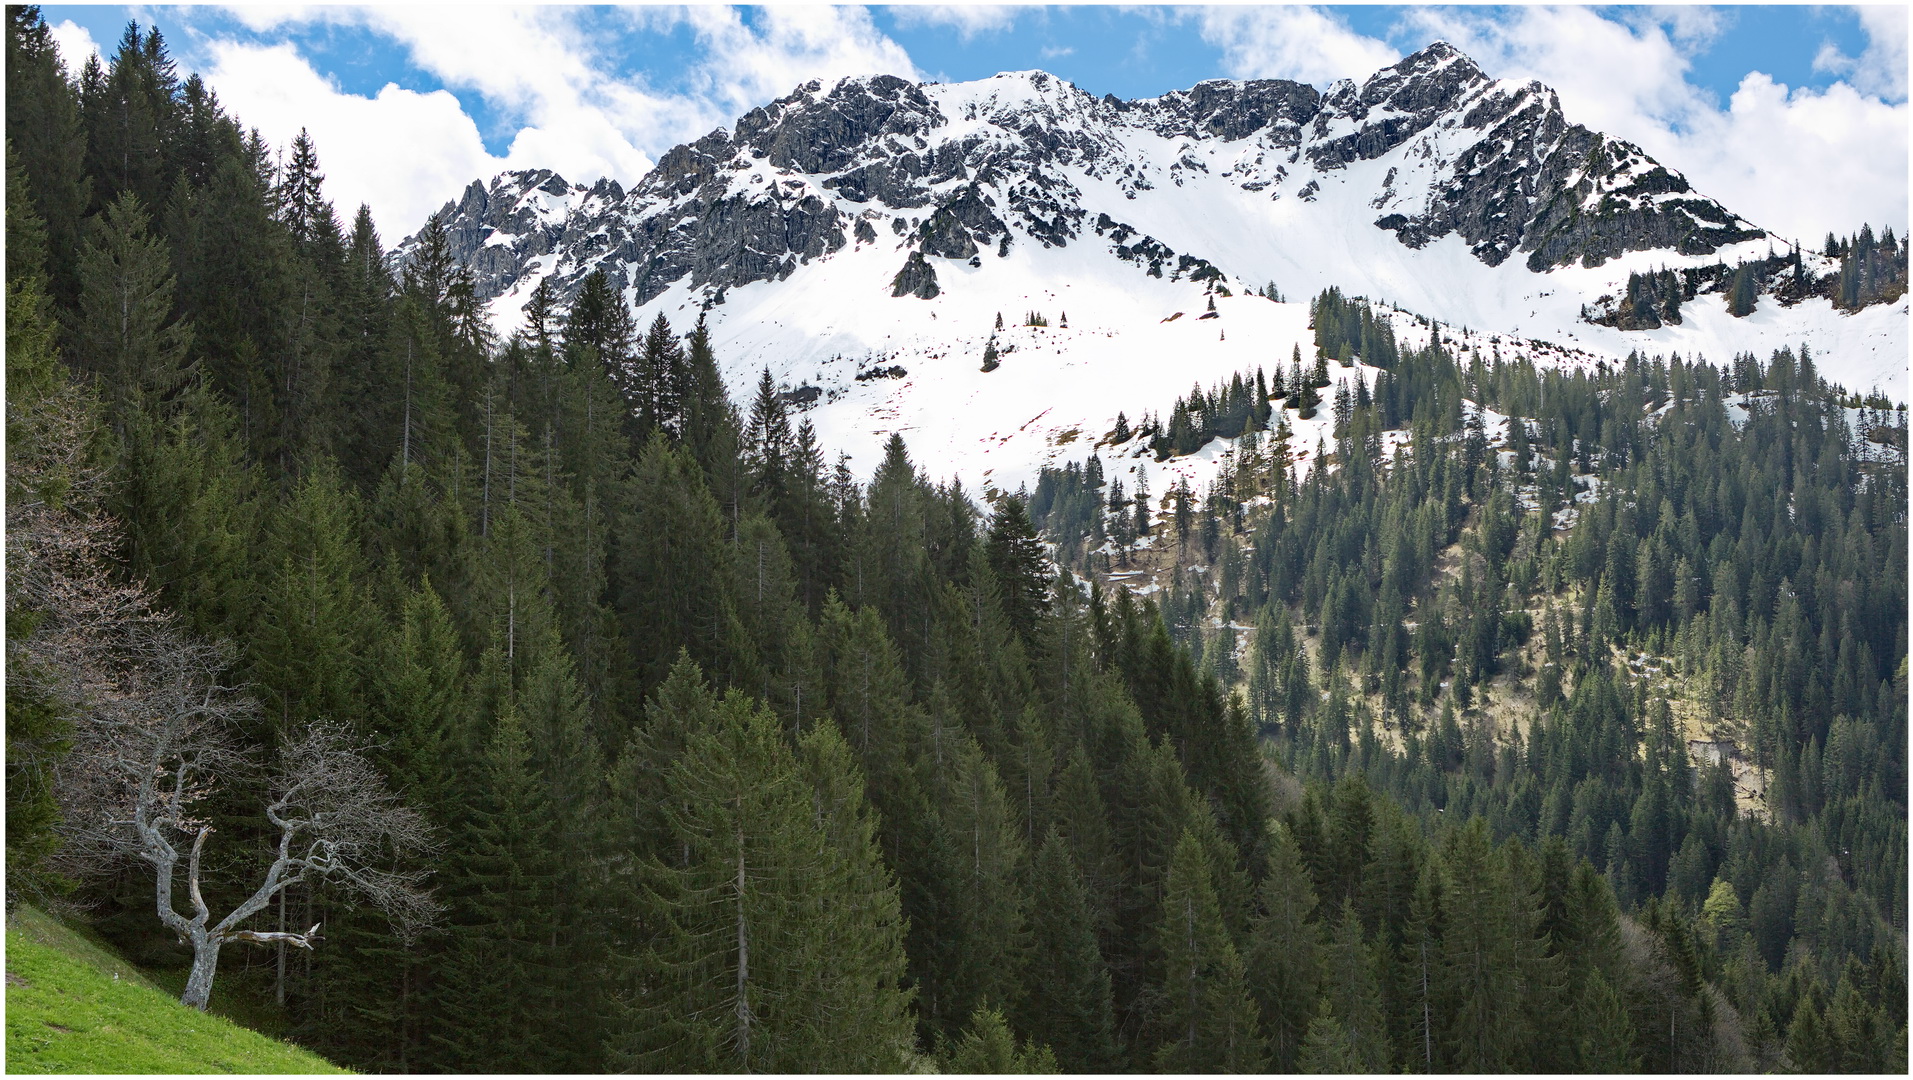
[615,432,745,695]
[1151,829,1268,1073]
[431,701,563,1072]
[944,1005,1060,1073]
[112,380,259,643]
[986,496,1051,647]
[333,204,396,485]
[1317,901,1392,1073]
[1434,819,1528,1071]
[794,716,918,1052]
[250,460,373,738]
[730,511,813,727]
[608,674,916,1072]
[854,433,935,665]
[73,191,194,425]
[1398,860,1445,1073]
[297,581,464,1071]
[745,367,794,503]
[514,622,608,1071]
[276,128,337,249]
[7,6,91,307]
[1247,821,1324,1070]
[1294,369,1321,421]
[1297,1008,1364,1073]
[1021,828,1120,1072]
[636,310,686,441]
[81,22,179,218]
[923,731,1030,1039]
[1049,747,1120,944]
[679,313,746,526]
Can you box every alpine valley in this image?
[412,42,1907,494]
[8,12,1907,1077]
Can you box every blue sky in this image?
[42,5,1908,244]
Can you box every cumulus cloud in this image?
[671,5,921,121]
[1814,4,1909,101]
[190,4,919,239]
[198,40,504,238]
[886,4,1020,41]
[1674,74,1909,246]
[48,19,102,74]
[1399,5,1907,244]
[1195,5,1398,87]
[213,7,662,211]
[1642,5,1727,51]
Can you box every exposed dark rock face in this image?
[891,250,939,299]
[1315,43,1762,269]
[404,42,1767,314]
[1147,78,1321,144]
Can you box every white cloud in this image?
[1674,73,1909,246]
[1195,5,1398,87]
[1814,4,1908,101]
[191,5,921,239]
[672,5,921,121]
[1643,5,1727,51]
[886,4,1020,41]
[1040,44,1074,60]
[199,40,503,238]
[48,19,102,75]
[1398,5,1907,245]
[213,6,664,207]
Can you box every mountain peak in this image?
[409,44,1766,326]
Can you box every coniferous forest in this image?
[6,12,1907,1074]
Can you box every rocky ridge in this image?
[405,42,1767,319]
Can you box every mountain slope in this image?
[5,905,347,1074]
[410,42,1907,487]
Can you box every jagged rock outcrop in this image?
[890,250,939,299]
[403,42,1766,314]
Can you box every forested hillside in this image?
[1032,283,1909,1069]
[6,11,1905,1074]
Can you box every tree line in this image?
[1031,286,1907,1071]
[7,13,1904,1073]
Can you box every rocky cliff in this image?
[405,42,1766,318]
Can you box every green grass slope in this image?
[5,905,346,1074]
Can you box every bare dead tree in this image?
[51,604,441,1008]
[10,371,439,1010]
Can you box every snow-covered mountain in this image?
[408,42,1906,492]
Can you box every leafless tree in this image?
[10,370,438,1011]
[48,597,441,1008]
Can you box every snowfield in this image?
[462,68,1906,492]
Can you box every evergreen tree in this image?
[74,191,194,424]
[1317,902,1391,1072]
[7,6,90,306]
[1435,820,1528,1071]
[616,433,744,694]
[431,702,564,1071]
[1021,828,1120,1072]
[609,675,915,1072]
[1152,829,1268,1072]
[945,1005,1060,1073]
[1248,822,1324,1069]
[987,496,1050,646]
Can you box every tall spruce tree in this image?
[608,673,915,1072]
[1151,829,1267,1072]
[1021,828,1120,1072]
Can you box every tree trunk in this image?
[276,887,287,1005]
[182,934,223,1011]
